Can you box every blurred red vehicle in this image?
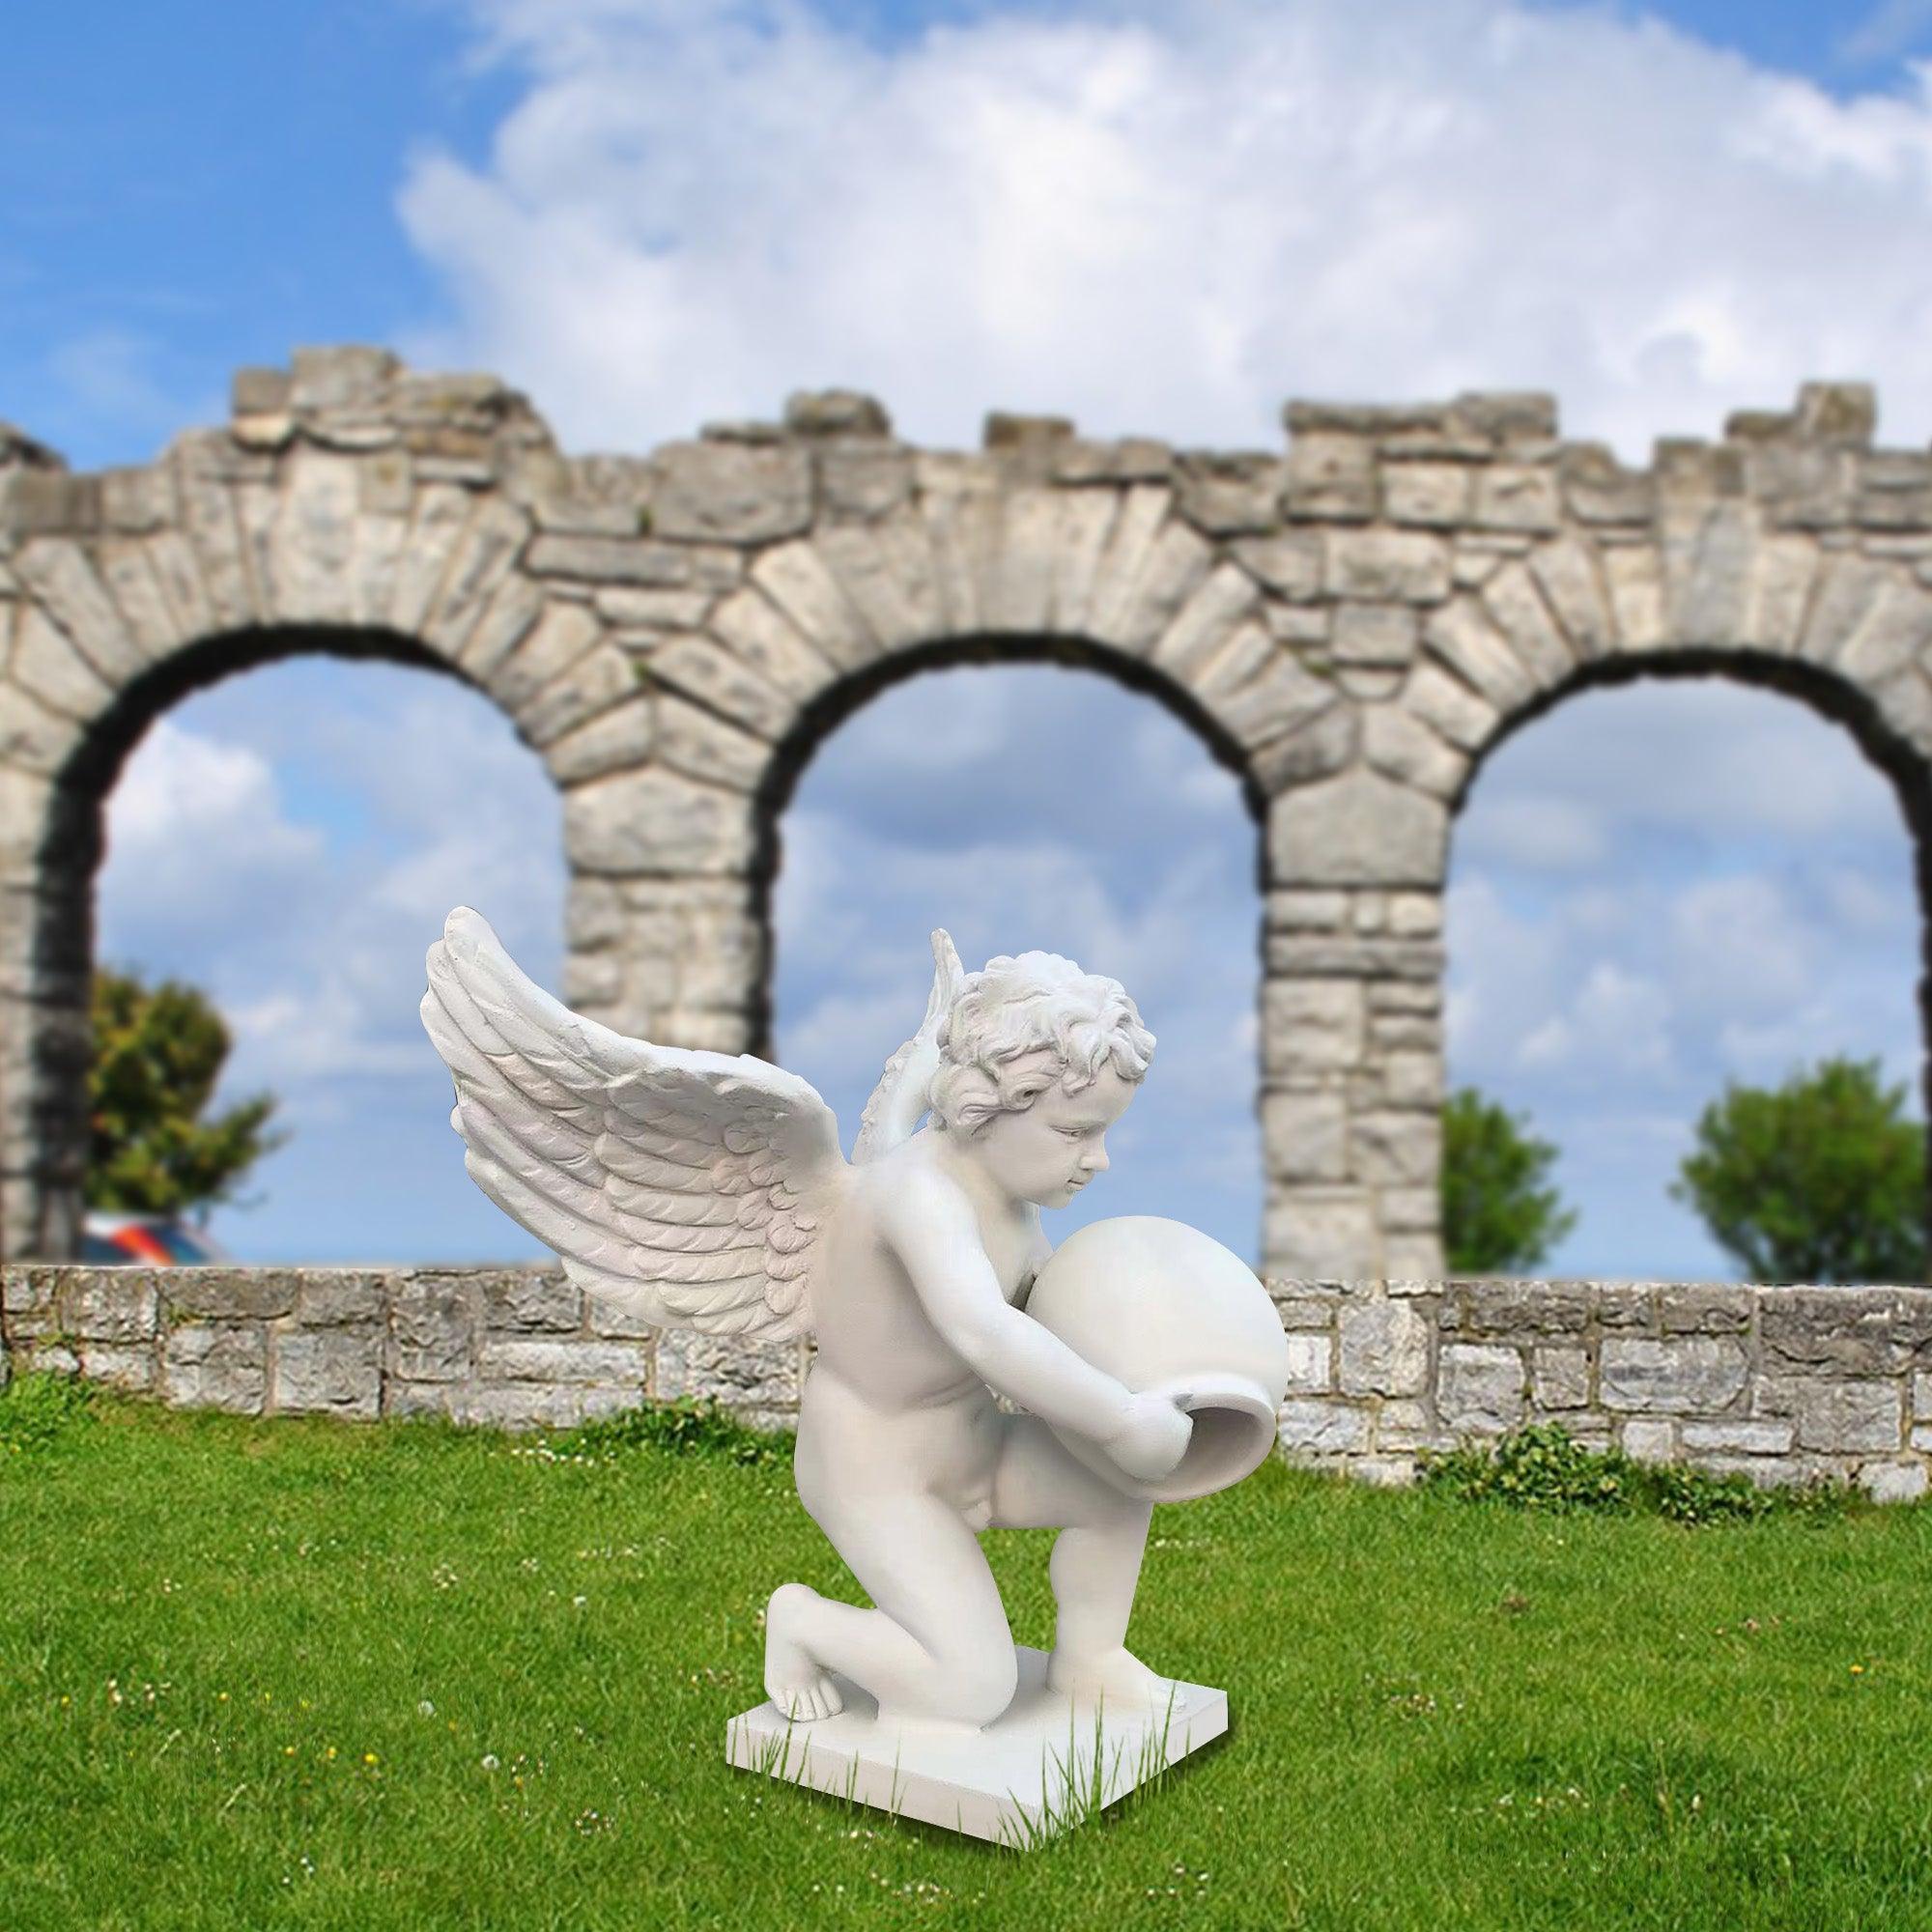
[80,1212,232,1265]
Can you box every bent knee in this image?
[929,1645,1019,1727]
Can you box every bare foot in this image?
[763,1582,846,1721]
[1046,1643,1174,1711]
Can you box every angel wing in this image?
[851,928,964,1164]
[419,906,846,1343]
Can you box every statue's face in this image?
[972,1059,1138,1208]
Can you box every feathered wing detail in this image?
[419,906,846,1343]
[852,929,965,1164]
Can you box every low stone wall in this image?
[5,1265,1930,1499]
[1277,1277,1932,1500]
[0,1264,808,1433]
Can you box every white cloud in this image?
[100,718,327,935]
[402,0,1932,461]
[95,659,568,1263]
[1459,794,1607,871]
[772,662,1262,1251]
[1445,672,1923,1274]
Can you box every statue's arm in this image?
[876,1175,1130,1441]
[1009,1221,1053,1316]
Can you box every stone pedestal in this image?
[724,1644,1227,1845]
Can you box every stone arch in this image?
[3,612,604,1261]
[0,352,654,1257]
[744,629,1270,1057]
[8,355,1932,1282]
[1365,468,1932,1275]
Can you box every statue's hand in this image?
[1103,1390,1194,1484]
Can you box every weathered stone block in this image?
[274,1328,382,1418]
[161,1268,298,1321]
[1174,452,1285,535]
[75,1343,154,1392]
[1267,769,1447,888]
[232,366,292,417]
[162,1322,267,1412]
[1338,1300,1430,1397]
[1378,1185,1438,1232]
[1658,1286,1754,1334]
[1597,1285,1657,1330]
[1681,1419,1794,1456]
[1276,1397,1371,1454]
[290,345,398,412]
[565,767,754,876]
[1405,663,1498,753]
[1860,1462,1929,1503]
[1560,443,1654,524]
[1459,1280,1590,1336]
[1762,1289,1930,1374]
[1795,381,1875,445]
[651,440,811,543]
[57,1269,158,1342]
[1264,1191,1378,1278]
[1914,1369,1932,1422]
[1437,1343,1524,1433]
[543,696,655,786]
[657,1330,802,1412]
[1362,705,1467,799]
[1349,1112,1439,1186]
[818,441,914,524]
[1261,1088,1348,1180]
[1472,465,1560,533]
[1531,1347,1590,1409]
[1793,1379,1899,1453]
[1332,602,1420,666]
[448,1382,643,1431]
[1325,530,1450,604]
[294,1272,389,1327]
[1599,1337,1747,1413]
[1384,463,1469,526]
[1375,1398,1454,1454]
[1284,434,1376,521]
[1621,1417,1676,1463]
[1281,1331,1332,1394]
[1261,979,1364,1074]
[1231,531,1323,601]
[481,1269,582,1334]
[1482,561,1575,686]
[479,1339,654,1387]
[388,1275,476,1382]
[1249,703,1361,791]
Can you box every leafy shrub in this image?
[542,1396,791,1467]
[0,1370,95,1455]
[1419,1422,1855,1524]
[1422,1422,1631,1511]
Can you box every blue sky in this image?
[16,0,1932,1274]
[11,0,1932,470]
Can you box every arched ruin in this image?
[4,352,1929,1280]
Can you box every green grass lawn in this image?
[5,1381,1932,1932]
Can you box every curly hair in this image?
[927,949,1154,1134]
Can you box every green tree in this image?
[1671,1055,1927,1284]
[85,965,288,1219]
[1441,1087,1577,1273]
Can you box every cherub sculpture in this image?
[420,908,1196,1734]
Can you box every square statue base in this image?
[724,1645,1227,1845]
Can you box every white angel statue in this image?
[421,907,1193,1731]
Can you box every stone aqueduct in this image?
[3,348,1931,1278]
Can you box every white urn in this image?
[1026,1215,1291,1503]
